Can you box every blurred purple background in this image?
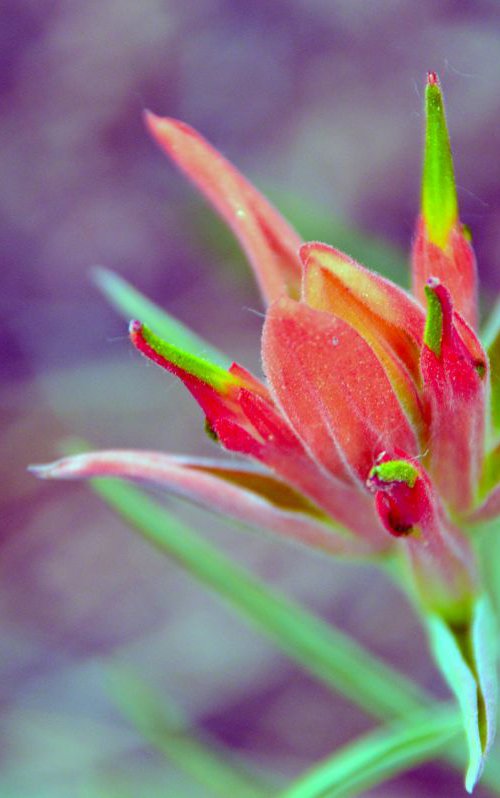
[2,2,500,796]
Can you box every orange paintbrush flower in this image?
[31,73,500,792]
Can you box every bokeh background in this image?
[2,1,500,796]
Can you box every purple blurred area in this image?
[2,2,500,796]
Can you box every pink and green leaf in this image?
[144,111,302,303]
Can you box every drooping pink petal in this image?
[29,451,375,557]
[262,297,419,486]
[420,280,487,513]
[144,111,302,303]
[301,242,427,442]
[367,452,477,620]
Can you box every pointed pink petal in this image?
[301,242,427,442]
[262,297,419,485]
[29,451,374,556]
[144,112,302,303]
[421,280,487,513]
[412,217,478,329]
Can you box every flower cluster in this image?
[32,73,500,791]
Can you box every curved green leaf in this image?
[427,596,498,792]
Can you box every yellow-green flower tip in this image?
[423,279,444,357]
[131,320,238,393]
[369,459,419,488]
[422,72,458,249]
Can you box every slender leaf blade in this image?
[427,597,498,792]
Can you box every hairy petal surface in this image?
[421,281,487,514]
[144,112,302,303]
[262,297,419,486]
[301,242,427,441]
[29,452,374,556]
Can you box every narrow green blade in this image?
[279,709,460,798]
[93,267,230,367]
[427,598,498,793]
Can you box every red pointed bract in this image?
[262,297,419,486]
[144,111,302,303]
[421,282,487,514]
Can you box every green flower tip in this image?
[423,279,444,356]
[369,459,419,488]
[422,71,458,249]
[130,319,236,392]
